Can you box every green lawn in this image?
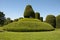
[0,29,60,40]
[0,27,3,30]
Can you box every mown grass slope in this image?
[3,18,54,31]
[0,27,4,32]
[0,29,60,40]
[0,27,3,30]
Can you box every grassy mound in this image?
[0,27,3,32]
[3,18,54,32]
[19,18,41,22]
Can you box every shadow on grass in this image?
[3,29,55,32]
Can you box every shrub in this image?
[46,15,56,28]
[24,5,35,18]
[35,12,40,19]
[14,19,18,22]
[56,15,60,28]
[20,18,41,22]
[4,18,13,25]
[19,17,23,19]
[40,17,43,22]
[3,18,54,32]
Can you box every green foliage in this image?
[4,18,54,32]
[19,17,23,19]
[0,11,5,26]
[24,5,35,18]
[46,15,56,28]
[20,18,41,22]
[35,12,40,19]
[4,18,13,25]
[14,19,18,22]
[0,12,5,17]
[56,15,60,28]
[40,17,43,22]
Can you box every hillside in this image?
[3,18,54,32]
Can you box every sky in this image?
[0,0,60,20]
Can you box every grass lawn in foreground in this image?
[0,29,60,40]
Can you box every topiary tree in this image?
[46,15,56,28]
[40,17,43,22]
[56,15,60,28]
[35,12,40,19]
[24,5,35,18]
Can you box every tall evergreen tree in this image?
[0,11,5,26]
[35,12,40,19]
[40,17,43,22]
[24,5,35,18]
